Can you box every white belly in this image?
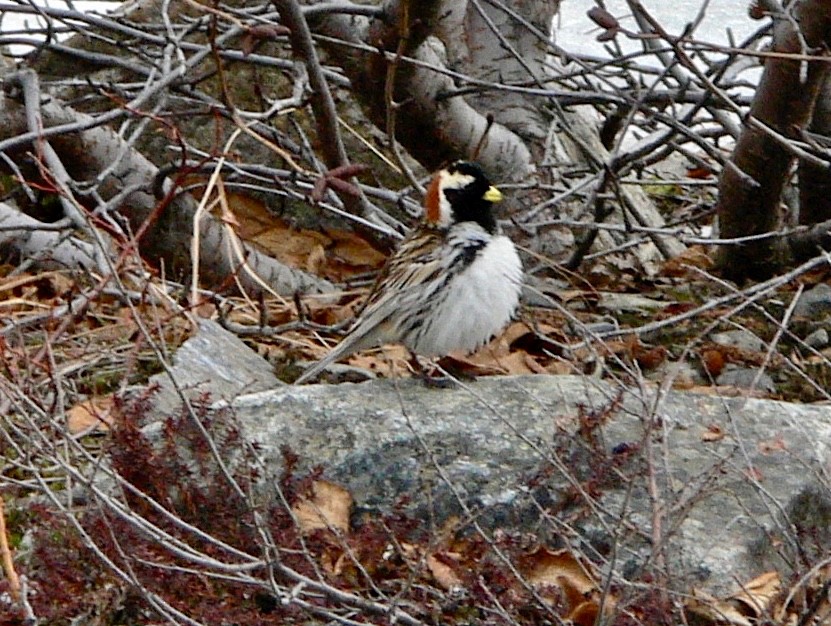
[407,235,522,356]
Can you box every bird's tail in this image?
[294,323,380,384]
[293,340,350,384]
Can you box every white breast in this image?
[408,231,523,357]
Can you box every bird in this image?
[294,161,523,384]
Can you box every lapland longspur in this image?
[294,161,523,384]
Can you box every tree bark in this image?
[10,0,685,279]
[311,0,536,181]
[435,0,556,149]
[0,90,333,296]
[715,0,831,280]
[798,71,831,225]
[311,0,683,271]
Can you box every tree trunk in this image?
[715,0,831,280]
[798,71,831,225]
[311,0,537,181]
[312,0,682,271]
[0,89,333,296]
[11,0,684,279]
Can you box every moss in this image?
[643,182,684,197]
[3,504,29,550]
[776,361,831,403]
[130,354,165,385]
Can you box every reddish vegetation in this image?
[0,365,826,624]
[0,393,634,625]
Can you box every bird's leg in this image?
[407,351,456,388]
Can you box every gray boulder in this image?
[230,375,831,595]
[135,322,831,597]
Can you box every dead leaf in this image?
[305,299,358,327]
[776,564,831,623]
[0,271,76,304]
[306,244,326,275]
[347,345,411,378]
[661,245,714,277]
[497,350,545,375]
[558,289,598,305]
[546,359,577,375]
[219,204,241,228]
[686,167,715,179]
[194,301,217,319]
[162,315,194,346]
[222,192,275,237]
[701,348,727,377]
[635,345,667,371]
[701,424,726,442]
[323,227,387,269]
[501,321,534,344]
[257,343,286,363]
[686,589,754,626]
[67,397,115,434]
[426,552,463,590]
[687,573,780,625]
[662,301,699,316]
[440,328,547,376]
[728,571,780,617]
[321,550,348,576]
[569,599,602,626]
[252,221,331,269]
[758,435,787,454]
[79,309,138,342]
[293,480,352,535]
[438,353,504,377]
[522,546,598,610]
[201,188,387,281]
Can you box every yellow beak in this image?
[483,185,503,203]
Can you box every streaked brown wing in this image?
[353,227,445,319]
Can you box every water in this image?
[554,0,759,56]
[2,0,759,57]
[0,0,110,54]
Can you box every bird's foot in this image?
[408,354,465,388]
[417,370,457,388]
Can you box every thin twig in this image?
[0,497,21,604]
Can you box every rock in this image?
[597,292,670,313]
[226,375,831,595]
[291,361,377,383]
[647,359,703,387]
[570,319,620,336]
[794,282,831,318]
[142,319,281,419]
[710,329,766,352]
[520,275,571,308]
[804,327,829,349]
[715,365,776,393]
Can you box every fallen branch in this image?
[0,77,333,297]
[0,201,99,271]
